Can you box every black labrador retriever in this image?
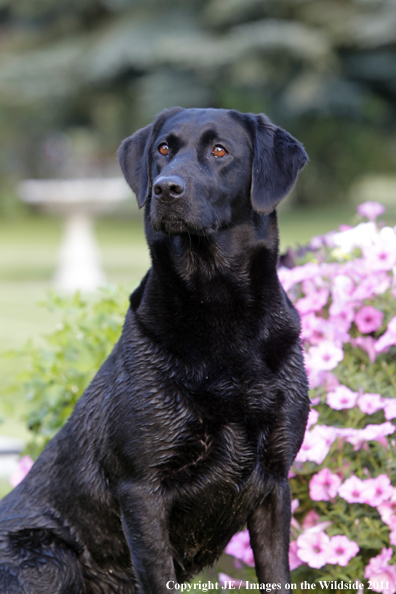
[0,107,309,593]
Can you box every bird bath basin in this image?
[18,178,131,292]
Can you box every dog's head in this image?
[118,107,307,235]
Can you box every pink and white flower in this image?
[306,341,344,372]
[338,475,372,504]
[309,468,341,501]
[364,548,396,593]
[326,535,359,567]
[326,385,358,410]
[363,228,396,272]
[357,201,385,221]
[353,270,391,301]
[363,475,395,507]
[225,530,254,566]
[278,262,320,292]
[375,316,396,353]
[351,336,378,363]
[357,392,385,415]
[378,492,396,527]
[330,275,356,313]
[289,540,303,570]
[354,306,384,334]
[353,272,391,300]
[295,289,329,315]
[301,510,321,530]
[342,422,395,450]
[328,305,355,333]
[296,425,335,465]
[307,409,319,429]
[9,455,34,488]
[316,424,339,449]
[218,574,247,589]
[383,399,396,420]
[296,531,331,569]
[332,222,377,253]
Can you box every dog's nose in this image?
[153,176,186,201]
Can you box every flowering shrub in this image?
[222,202,396,592]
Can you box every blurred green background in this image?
[2,0,396,211]
[1,0,396,490]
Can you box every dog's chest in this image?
[152,380,272,578]
[129,365,277,488]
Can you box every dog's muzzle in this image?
[153,175,186,203]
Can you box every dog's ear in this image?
[118,123,153,208]
[250,114,308,214]
[118,107,184,208]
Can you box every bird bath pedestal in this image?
[18,178,131,293]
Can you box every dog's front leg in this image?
[118,481,176,594]
[247,478,291,592]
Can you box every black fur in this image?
[0,108,310,593]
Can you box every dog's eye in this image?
[158,143,169,156]
[212,145,227,158]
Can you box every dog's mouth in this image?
[152,215,231,237]
[152,215,196,236]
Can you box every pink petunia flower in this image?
[278,262,320,292]
[343,422,395,450]
[330,275,356,313]
[383,399,396,420]
[328,307,355,335]
[338,475,373,504]
[378,492,396,527]
[375,315,396,353]
[218,573,247,589]
[364,548,396,593]
[353,273,391,301]
[291,498,300,514]
[301,314,331,346]
[318,425,339,448]
[302,510,321,530]
[363,229,396,272]
[290,499,300,530]
[306,341,344,372]
[357,392,385,415]
[326,535,360,567]
[225,530,254,567]
[324,373,340,392]
[357,200,385,221]
[305,367,326,390]
[9,455,34,488]
[303,314,350,347]
[307,409,319,429]
[363,475,395,507]
[332,222,377,253]
[354,306,384,334]
[296,531,331,569]
[351,336,378,363]
[295,427,332,465]
[326,385,358,410]
[295,289,329,315]
[289,540,303,571]
[357,201,385,221]
[309,468,341,501]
